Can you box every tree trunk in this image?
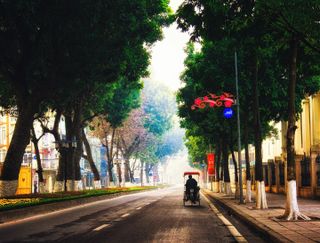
[145,163,150,184]
[105,128,116,184]
[55,147,67,192]
[124,161,130,182]
[244,113,252,202]
[107,151,114,184]
[72,104,83,190]
[74,132,82,182]
[0,103,36,197]
[282,35,310,220]
[220,142,224,193]
[31,126,44,183]
[140,161,144,186]
[215,142,221,192]
[124,158,133,182]
[253,55,268,209]
[115,138,122,187]
[64,114,74,190]
[230,145,239,183]
[82,129,100,180]
[116,162,122,186]
[129,157,137,183]
[230,145,239,198]
[222,138,231,195]
[119,136,140,182]
[216,142,221,182]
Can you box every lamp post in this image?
[235,51,244,204]
[191,92,235,194]
[190,54,244,204]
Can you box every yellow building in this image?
[260,93,320,198]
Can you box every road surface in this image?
[0,187,266,243]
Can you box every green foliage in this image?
[0,0,173,113]
[184,134,207,164]
[134,80,177,165]
[176,0,320,159]
[142,79,176,136]
[104,78,143,128]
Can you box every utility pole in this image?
[235,51,244,204]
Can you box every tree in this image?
[256,0,320,220]
[134,80,176,184]
[118,108,149,182]
[0,0,172,195]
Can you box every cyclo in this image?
[183,171,200,206]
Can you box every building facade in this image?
[258,93,320,198]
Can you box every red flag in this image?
[207,153,215,176]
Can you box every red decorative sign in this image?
[207,153,215,176]
[191,92,235,110]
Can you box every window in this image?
[301,156,311,187]
[271,162,276,186]
[316,155,320,186]
[0,126,6,145]
[300,119,303,148]
[22,153,32,165]
[279,161,285,186]
[0,149,6,162]
[0,114,6,123]
[10,117,16,123]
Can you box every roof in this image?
[183,171,200,176]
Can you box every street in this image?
[0,187,267,243]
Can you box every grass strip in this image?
[0,186,156,212]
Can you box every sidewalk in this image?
[203,189,320,243]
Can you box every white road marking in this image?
[201,192,248,243]
[121,213,130,218]
[93,224,110,231]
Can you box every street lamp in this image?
[234,51,244,204]
[191,92,235,193]
[190,52,244,204]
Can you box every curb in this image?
[202,189,291,243]
[0,189,152,224]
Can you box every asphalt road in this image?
[0,187,266,243]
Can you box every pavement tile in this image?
[284,235,315,243]
[204,189,320,243]
[308,228,320,231]
[309,221,320,225]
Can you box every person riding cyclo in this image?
[185,175,199,203]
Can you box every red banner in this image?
[207,153,215,176]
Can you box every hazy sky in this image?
[149,0,189,91]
